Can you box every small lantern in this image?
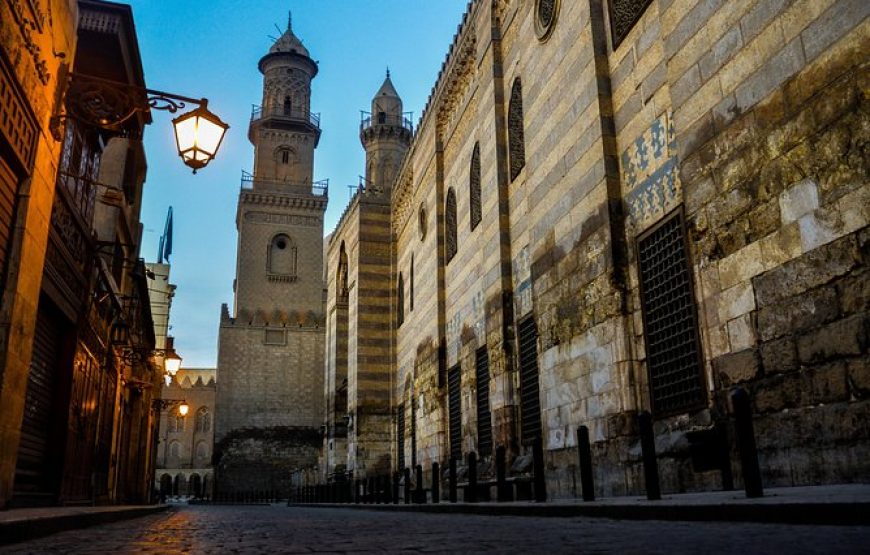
[172,100,229,173]
[178,402,190,417]
[164,349,183,377]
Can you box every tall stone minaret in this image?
[360,70,412,193]
[216,13,326,496]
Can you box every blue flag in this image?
[162,206,173,262]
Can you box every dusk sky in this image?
[131,1,468,367]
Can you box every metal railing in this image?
[251,104,320,128]
[240,171,328,197]
[360,111,414,133]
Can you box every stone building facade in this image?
[325,0,869,499]
[215,17,326,496]
[155,368,216,499]
[0,0,164,507]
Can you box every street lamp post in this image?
[50,73,229,173]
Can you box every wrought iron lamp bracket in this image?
[117,346,173,366]
[50,72,207,140]
[152,398,187,411]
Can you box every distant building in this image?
[155,369,216,499]
[214,15,326,496]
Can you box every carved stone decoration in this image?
[534,0,560,41]
[608,0,653,49]
[508,78,525,182]
[469,142,481,230]
[418,203,427,240]
[445,188,457,262]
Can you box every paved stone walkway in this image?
[1,504,868,554]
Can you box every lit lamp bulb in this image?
[178,402,189,417]
[164,350,182,377]
[172,100,229,173]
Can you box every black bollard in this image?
[449,457,457,503]
[532,436,547,502]
[403,467,411,504]
[415,465,425,503]
[496,446,509,502]
[431,462,440,503]
[393,471,400,504]
[577,426,595,501]
[638,411,661,500]
[732,388,763,498]
[467,452,478,503]
[354,479,360,504]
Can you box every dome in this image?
[270,12,309,57]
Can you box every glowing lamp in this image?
[172,101,229,173]
[178,403,189,417]
[163,350,183,377]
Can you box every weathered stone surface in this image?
[759,337,798,375]
[756,285,840,342]
[714,348,759,387]
[796,314,868,364]
[753,235,859,308]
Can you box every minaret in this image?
[216,12,326,496]
[359,70,412,192]
[233,13,326,316]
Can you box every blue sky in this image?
[131,1,468,367]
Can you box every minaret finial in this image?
[288,10,292,31]
[386,66,390,79]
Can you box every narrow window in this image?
[409,254,414,312]
[470,143,482,230]
[475,347,492,456]
[195,407,210,433]
[508,79,526,181]
[397,273,405,327]
[195,442,209,459]
[448,365,462,461]
[397,404,405,470]
[169,441,181,459]
[518,316,541,444]
[281,150,290,164]
[268,234,297,276]
[445,188,457,263]
[337,242,349,298]
[637,208,706,416]
[283,96,292,115]
[378,111,386,124]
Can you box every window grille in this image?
[397,404,405,470]
[508,79,525,181]
[445,188,457,263]
[409,254,414,312]
[608,0,653,49]
[518,316,541,443]
[475,347,492,456]
[448,365,462,461]
[397,273,405,327]
[470,143,482,230]
[637,208,706,416]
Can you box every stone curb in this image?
[286,501,870,526]
[0,504,171,546]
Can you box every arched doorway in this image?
[160,474,172,497]
[189,473,202,498]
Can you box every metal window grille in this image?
[397,273,404,327]
[508,79,525,181]
[448,365,462,461]
[518,316,542,443]
[445,188,457,263]
[637,208,706,417]
[608,0,654,49]
[410,395,417,468]
[397,404,405,470]
[475,347,492,456]
[470,143,482,230]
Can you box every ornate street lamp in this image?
[51,73,229,173]
[153,398,189,416]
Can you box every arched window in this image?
[337,242,349,299]
[281,150,290,164]
[397,273,405,327]
[168,441,181,459]
[160,474,172,496]
[409,254,414,312]
[195,441,209,460]
[508,78,525,181]
[168,413,184,433]
[195,407,210,433]
[283,96,292,116]
[470,143,482,230]
[268,234,297,276]
[189,474,202,498]
[445,188,457,263]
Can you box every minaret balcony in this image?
[359,111,414,145]
[241,171,328,197]
[250,105,320,128]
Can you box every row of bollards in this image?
[290,387,763,505]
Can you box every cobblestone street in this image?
[2,505,869,554]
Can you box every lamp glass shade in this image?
[178,403,189,417]
[172,103,229,172]
[164,351,182,376]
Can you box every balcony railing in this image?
[251,104,320,129]
[240,171,328,197]
[360,111,414,133]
